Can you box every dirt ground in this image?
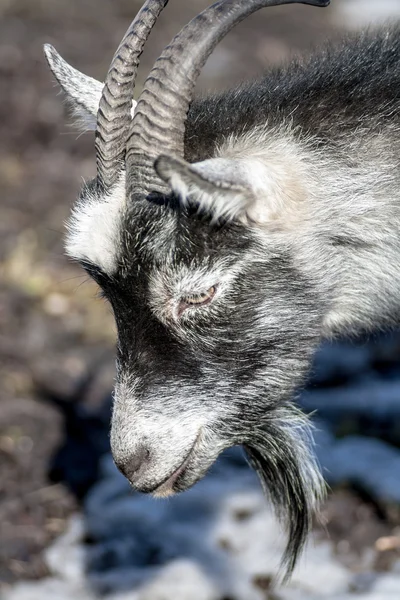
[1,0,399,590]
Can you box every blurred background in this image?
[1,0,400,598]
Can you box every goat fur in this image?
[46,25,400,578]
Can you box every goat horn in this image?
[126,0,329,196]
[96,0,169,193]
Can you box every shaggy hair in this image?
[45,12,400,580]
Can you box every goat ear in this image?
[155,155,257,223]
[155,154,298,226]
[44,44,137,132]
[44,44,103,131]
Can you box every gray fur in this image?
[45,3,400,581]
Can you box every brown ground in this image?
[0,0,398,590]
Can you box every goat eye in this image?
[179,286,216,312]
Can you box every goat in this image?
[44,0,400,577]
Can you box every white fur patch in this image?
[214,128,312,226]
[65,174,126,274]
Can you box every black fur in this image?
[185,28,400,161]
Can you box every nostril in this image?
[116,446,150,482]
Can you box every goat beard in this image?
[242,403,326,580]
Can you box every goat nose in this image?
[116,446,150,482]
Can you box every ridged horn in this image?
[126,0,329,196]
[96,0,169,193]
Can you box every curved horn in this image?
[96,0,169,192]
[126,0,329,196]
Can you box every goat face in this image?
[102,192,321,493]
[66,167,325,574]
[45,0,329,576]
